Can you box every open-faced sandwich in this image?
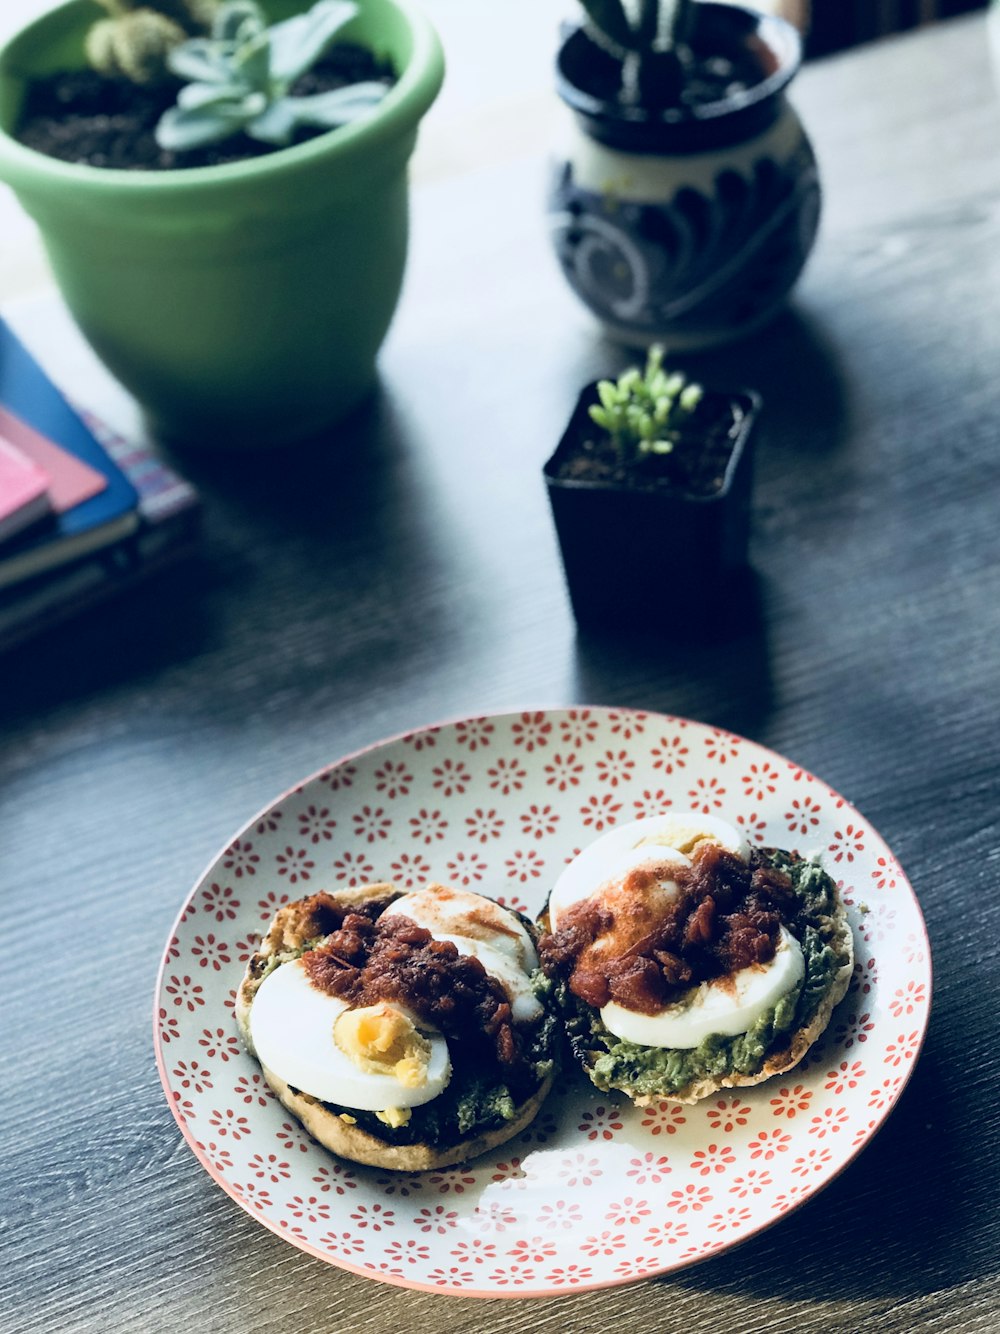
[236,881,559,1170]
[537,812,854,1105]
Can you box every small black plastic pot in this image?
[544,382,761,631]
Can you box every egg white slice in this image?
[549,841,691,928]
[631,812,750,863]
[382,883,539,972]
[249,958,451,1110]
[548,812,750,928]
[600,926,805,1050]
[432,933,543,1024]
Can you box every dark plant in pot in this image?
[543,345,760,630]
[549,0,820,350]
[0,0,444,447]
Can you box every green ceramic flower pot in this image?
[0,0,444,446]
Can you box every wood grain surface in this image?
[2,12,999,1334]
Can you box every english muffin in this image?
[237,881,558,1170]
[537,813,853,1105]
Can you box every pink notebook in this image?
[0,403,106,512]
[0,434,52,543]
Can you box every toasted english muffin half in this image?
[237,882,558,1170]
[538,846,854,1106]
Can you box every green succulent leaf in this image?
[156,0,382,153]
[587,343,702,467]
[268,0,359,84]
[287,82,391,128]
[168,37,236,84]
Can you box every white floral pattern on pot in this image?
[155,707,931,1296]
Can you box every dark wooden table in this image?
[3,11,999,1332]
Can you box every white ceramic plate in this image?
[155,707,930,1296]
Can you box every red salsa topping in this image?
[538,842,797,1014]
[303,911,527,1075]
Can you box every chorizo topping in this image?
[539,841,798,1015]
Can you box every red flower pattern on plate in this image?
[888,981,927,1017]
[578,1106,624,1141]
[667,1184,713,1214]
[465,807,504,843]
[519,804,559,840]
[156,708,930,1297]
[741,761,779,800]
[642,1221,689,1247]
[748,1129,792,1160]
[580,793,622,831]
[387,851,431,889]
[223,840,259,878]
[275,847,314,883]
[704,732,740,765]
[352,805,391,843]
[828,823,867,862]
[607,710,647,739]
[690,1143,737,1175]
[454,717,495,751]
[543,752,584,790]
[687,776,726,813]
[297,805,336,844]
[729,1169,773,1197]
[511,712,552,751]
[487,757,526,795]
[631,789,672,819]
[202,883,240,921]
[769,1085,813,1118]
[256,890,289,922]
[416,1206,460,1234]
[331,849,376,885]
[558,709,597,748]
[444,849,487,885]
[704,1098,750,1133]
[627,1153,671,1185]
[785,795,822,835]
[433,758,472,797]
[651,732,689,773]
[409,808,448,844]
[640,1102,687,1135]
[602,1198,652,1229]
[596,749,636,786]
[373,760,412,799]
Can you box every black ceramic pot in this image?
[544,380,761,630]
[549,3,820,350]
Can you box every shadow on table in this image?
[570,567,776,739]
[663,1043,995,1303]
[0,382,466,718]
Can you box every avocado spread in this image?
[553,850,849,1098]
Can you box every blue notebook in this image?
[0,319,139,590]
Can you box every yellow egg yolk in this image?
[333,1004,431,1088]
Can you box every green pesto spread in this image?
[558,850,850,1098]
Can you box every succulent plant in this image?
[588,344,703,463]
[156,0,391,152]
[85,1,218,85]
[577,0,696,105]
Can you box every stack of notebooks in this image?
[0,318,201,651]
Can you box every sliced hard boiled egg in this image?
[601,926,805,1050]
[632,812,750,862]
[382,883,539,972]
[548,812,750,928]
[249,958,451,1110]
